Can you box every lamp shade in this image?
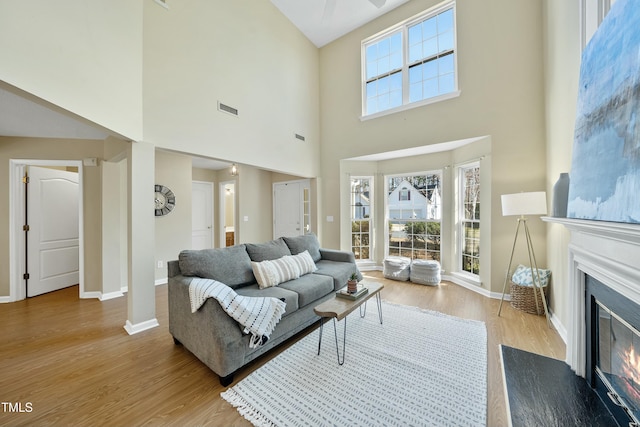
[501,191,547,216]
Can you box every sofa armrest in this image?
[168,275,247,378]
[168,260,181,278]
[320,248,356,264]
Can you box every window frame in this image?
[350,176,374,262]
[458,162,480,278]
[384,171,442,261]
[361,0,459,120]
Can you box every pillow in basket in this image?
[511,264,551,287]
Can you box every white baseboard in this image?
[124,318,159,335]
[100,291,125,301]
[0,296,13,303]
[155,278,167,286]
[81,291,102,299]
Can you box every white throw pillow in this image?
[252,255,301,289]
[292,250,318,276]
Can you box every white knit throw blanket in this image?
[188,278,287,348]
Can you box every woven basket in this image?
[509,281,548,315]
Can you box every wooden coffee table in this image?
[314,281,384,365]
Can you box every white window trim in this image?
[384,170,442,260]
[361,0,458,119]
[350,176,374,263]
[457,161,480,280]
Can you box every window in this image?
[363,1,457,117]
[350,177,372,261]
[460,164,480,276]
[386,173,441,260]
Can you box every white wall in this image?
[320,0,547,294]
[0,0,143,140]
[543,1,583,333]
[143,0,321,178]
[154,151,193,282]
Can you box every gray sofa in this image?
[167,234,361,386]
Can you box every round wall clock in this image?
[154,184,176,216]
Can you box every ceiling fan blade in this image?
[369,0,387,8]
[322,0,336,21]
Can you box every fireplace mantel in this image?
[543,216,640,245]
[543,216,640,377]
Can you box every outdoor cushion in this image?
[178,245,254,288]
[245,238,292,262]
[283,233,322,263]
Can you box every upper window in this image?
[363,1,457,117]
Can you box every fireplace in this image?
[587,275,640,425]
[544,217,640,425]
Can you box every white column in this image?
[124,141,159,334]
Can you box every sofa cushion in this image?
[235,284,299,317]
[245,238,292,262]
[251,255,301,289]
[315,259,360,291]
[283,233,321,263]
[178,245,254,288]
[278,273,334,308]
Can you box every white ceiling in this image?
[1,1,409,169]
[0,85,111,140]
[270,0,410,47]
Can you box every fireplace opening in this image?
[595,300,640,425]
[587,275,640,426]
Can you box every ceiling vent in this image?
[218,101,238,117]
[295,133,306,142]
[154,0,168,9]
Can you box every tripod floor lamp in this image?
[497,191,551,328]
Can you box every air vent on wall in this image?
[295,133,306,142]
[218,101,238,117]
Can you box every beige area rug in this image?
[222,301,487,427]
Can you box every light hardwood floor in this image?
[0,271,565,426]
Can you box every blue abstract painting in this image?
[567,0,640,224]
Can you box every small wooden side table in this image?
[313,281,384,365]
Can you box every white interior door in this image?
[274,182,302,238]
[192,181,213,249]
[27,166,80,297]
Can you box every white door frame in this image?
[219,180,236,247]
[8,159,85,302]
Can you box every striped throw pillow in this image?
[292,250,318,276]
[252,255,301,289]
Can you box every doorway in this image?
[273,179,311,238]
[219,181,236,247]
[192,181,214,249]
[9,159,84,302]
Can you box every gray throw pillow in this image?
[178,244,254,288]
[245,238,292,262]
[283,233,321,263]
